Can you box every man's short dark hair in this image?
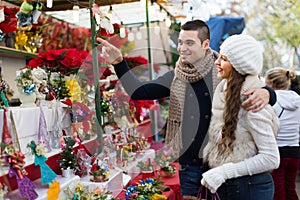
[181,20,210,43]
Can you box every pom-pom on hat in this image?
[220,34,263,75]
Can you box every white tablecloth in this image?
[0,105,72,153]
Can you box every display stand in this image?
[80,168,124,197]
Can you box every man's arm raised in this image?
[97,38,123,65]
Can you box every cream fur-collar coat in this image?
[203,75,280,174]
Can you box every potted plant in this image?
[161,163,176,178]
[57,137,78,177]
[155,152,177,178]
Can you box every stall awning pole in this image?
[90,0,103,154]
[145,0,158,141]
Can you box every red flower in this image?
[100,67,113,79]
[25,49,89,75]
[26,57,45,69]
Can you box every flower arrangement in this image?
[155,150,177,177]
[27,141,47,157]
[90,158,110,182]
[161,164,176,178]
[15,67,47,95]
[64,183,120,200]
[15,68,34,92]
[137,158,155,172]
[125,178,166,200]
[48,72,71,100]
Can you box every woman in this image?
[201,35,280,200]
[265,67,300,200]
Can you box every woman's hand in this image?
[97,38,123,65]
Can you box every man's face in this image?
[177,30,209,64]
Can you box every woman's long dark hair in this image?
[218,68,246,155]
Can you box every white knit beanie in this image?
[220,34,263,75]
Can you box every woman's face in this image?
[215,53,233,79]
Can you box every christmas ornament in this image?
[28,141,57,186]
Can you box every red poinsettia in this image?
[26,48,89,75]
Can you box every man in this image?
[98,20,275,199]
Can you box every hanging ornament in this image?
[92,3,114,34]
[72,5,80,23]
[47,0,53,8]
[119,22,126,38]
[188,0,202,10]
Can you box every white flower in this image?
[35,144,46,156]
[49,72,60,84]
[32,67,47,85]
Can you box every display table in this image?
[161,162,182,200]
[0,106,71,153]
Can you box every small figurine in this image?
[0,65,13,108]
[16,0,43,31]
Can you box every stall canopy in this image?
[207,16,245,52]
[3,0,141,11]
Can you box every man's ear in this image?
[202,39,210,50]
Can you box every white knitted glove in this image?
[201,162,247,193]
[201,165,227,193]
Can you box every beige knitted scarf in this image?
[165,49,218,151]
